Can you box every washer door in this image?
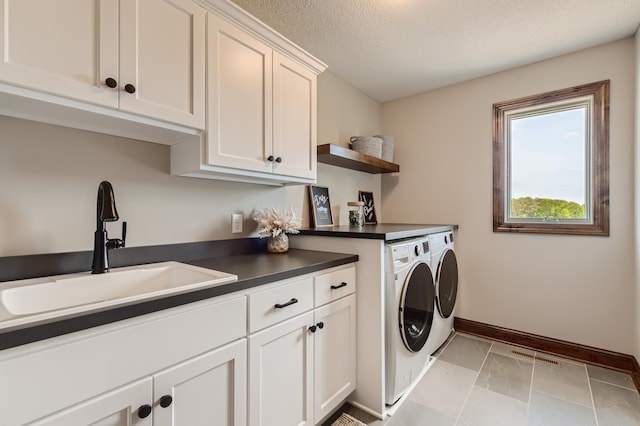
[435,249,458,318]
[399,262,435,352]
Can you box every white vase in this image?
[267,233,289,253]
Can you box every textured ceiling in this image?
[230,0,640,102]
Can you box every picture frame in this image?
[359,191,378,224]
[309,185,334,227]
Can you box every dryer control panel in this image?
[388,237,431,272]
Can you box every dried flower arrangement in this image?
[253,206,301,238]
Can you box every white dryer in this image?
[385,236,438,405]
[428,231,459,352]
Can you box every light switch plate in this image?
[231,213,243,233]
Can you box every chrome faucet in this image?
[91,181,126,274]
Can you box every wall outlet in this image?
[231,213,243,233]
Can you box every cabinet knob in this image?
[317,321,324,329]
[309,325,317,333]
[105,77,118,88]
[124,83,136,94]
[275,157,282,163]
[159,395,173,408]
[137,404,152,418]
[267,155,275,162]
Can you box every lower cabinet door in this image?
[314,294,357,422]
[153,339,247,426]
[29,378,153,426]
[249,311,314,426]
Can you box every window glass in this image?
[493,81,609,236]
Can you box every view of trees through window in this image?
[508,106,588,221]
[510,197,585,219]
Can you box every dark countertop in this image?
[0,248,357,351]
[297,223,458,241]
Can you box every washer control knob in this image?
[414,245,420,256]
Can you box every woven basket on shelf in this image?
[349,136,383,159]
[374,135,395,162]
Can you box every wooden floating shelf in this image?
[317,144,400,174]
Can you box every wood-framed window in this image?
[493,80,609,236]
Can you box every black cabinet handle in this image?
[317,321,324,329]
[137,404,152,418]
[330,282,348,290]
[160,395,173,408]
[267,155,275,162]
[274,298,298,309]
[105,77,117,88]
[124,83,136,94]
[309,325,317,333]
[275,156,282,163]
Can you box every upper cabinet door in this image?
[272,51,317,179]
[206,13,273,173]
[0,0,118,108]
[119,0,205,128]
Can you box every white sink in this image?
[0,262,237,318]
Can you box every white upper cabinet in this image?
[0,0,325,181]
[170,2,326,186]
[204,16,316,180]
[0,0,205,130]
[0,0,118,108]
[118,0,205,128]
[272,51,317,180]
[206,14,273,174]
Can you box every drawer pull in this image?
[274,298,298,309]
[331,282,348,290]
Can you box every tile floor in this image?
[326,333,640,426]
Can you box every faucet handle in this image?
[106,221,127,249]
[120,221,127,248]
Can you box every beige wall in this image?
[0,70,382,257]
[382,38,636,354]
[316,71,383,225]
[635,32,640,361]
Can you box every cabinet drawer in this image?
[315,266,356,307]
[248,278,314,333]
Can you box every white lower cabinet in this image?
[313,294,357,422]
[31,339,247,426]
[153,339,247,426]
[249,311,315,426]
[248,266,357,426]
[0,295,247,426]
[1,265,356,426]
[30,377,154,426]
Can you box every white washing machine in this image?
[385,236,439,406]
[428,231,459,352]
